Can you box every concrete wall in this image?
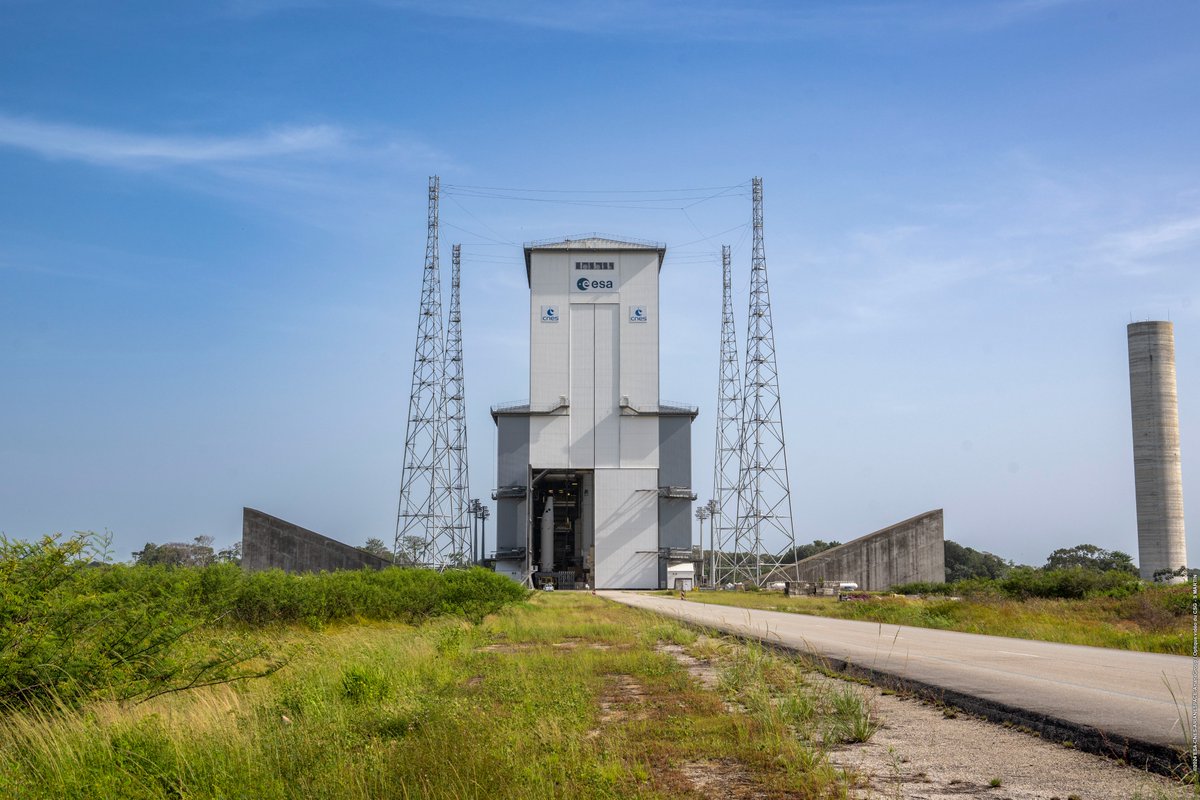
[775,509,945,590]
[1128,321,1188,580]
[242,507,392,573]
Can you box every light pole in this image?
[468,499,482,564]
[478,504,490,563]
[694,504,711,586]
[705,498,718,587]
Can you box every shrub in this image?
[0,533,279,709]
[0,534,528,710]
[893,568,1142,601]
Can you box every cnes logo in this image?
[576,277,614,291]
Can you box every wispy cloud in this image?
[382,0,1093,37]
[223,0,1095,39]
[0,112,455,235]
[1095,214,1200,275]
[0,114,347,168]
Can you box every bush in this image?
[0,534,528,710]
[0,534,279,709]
[998,567,1141,600]
[892,568,1143,601]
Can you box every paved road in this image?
[601,592,1194,765]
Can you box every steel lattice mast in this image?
[444,243,471,563]
[712,244,742,586]
[733,177,797,586]
[395,175,455,567]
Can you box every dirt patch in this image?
[657,642,721,691]
[595,674,650,728]
[479,639,612,653]
[677,759,771,799]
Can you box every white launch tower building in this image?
[491,236,697,589]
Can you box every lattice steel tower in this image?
[712,244,742,585]
[395,176,456,567]
[733,177,797,585]
[444,243,471,563]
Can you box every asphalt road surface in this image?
[600,591,1195,768]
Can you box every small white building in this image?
[666,562,695,592]
[491,236,697,589]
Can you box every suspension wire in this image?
[447,195,519,246]
[444,181,748,195]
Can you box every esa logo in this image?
[576,277,614,291]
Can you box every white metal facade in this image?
[529,241,663,589]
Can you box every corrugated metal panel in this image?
[497,416,529,487]
[529,252,569,407]
[529,416,568,467]
[619,252,659,408]
[569,304,595,467]
[658,416,691,486]
[620,416,658,468]
[495,497,526,552]
[594,468,659,588]
[594,304,620,468]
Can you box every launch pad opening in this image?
[532,469,593,589]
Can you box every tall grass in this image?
[0,595,857,799]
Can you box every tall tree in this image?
[1044,544,1136,574]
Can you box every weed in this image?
[989,776,1002,787]
[341,664,391,703]
[826,686,878,744]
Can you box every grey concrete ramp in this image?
[601,592,1193,774]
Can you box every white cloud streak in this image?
[0,114,347,167]
[1094,214,1200,275]
[223,0,1098,39]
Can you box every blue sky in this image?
[1,0,1197,566]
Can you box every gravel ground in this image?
[828,686,1192,800]
[662,641,1193,799]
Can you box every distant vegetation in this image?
[780,539,842,563]
[943,539,1011,581]
[359,537,394,562]
[899,541,1143,599]
[133,535,241,567]
[0,532,526,710]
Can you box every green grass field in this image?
[0,593,877,799]
[658,586,1192,654]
